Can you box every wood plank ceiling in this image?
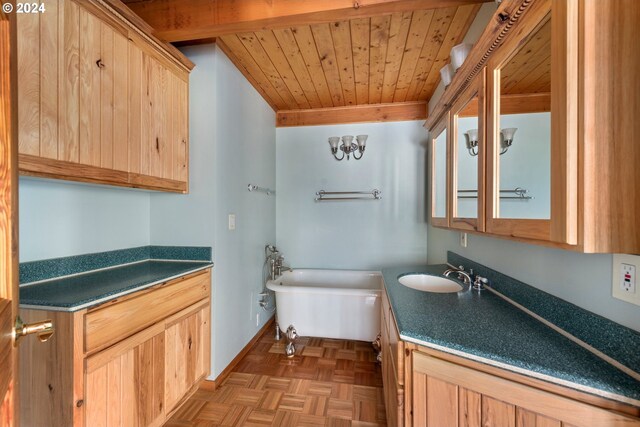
[215,4,481,112]
[501,17,551,95]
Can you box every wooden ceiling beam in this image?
[123,0,490,43]
[276,101,427,127]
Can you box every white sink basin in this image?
[398,274,463,293]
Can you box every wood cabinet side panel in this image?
[580,0,640,253]
[174,76,189,183]
[18,309,84,427]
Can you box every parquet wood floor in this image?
[166,329,387,427]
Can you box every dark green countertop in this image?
[382,265,640,407]
[20,260,213,312]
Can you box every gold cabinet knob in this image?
[14,316,54,346]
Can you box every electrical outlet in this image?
[256,313,260,327]
[460,232,468,248]
[620,263,636,292]
[228,214,236,230]
[612,254,640,306]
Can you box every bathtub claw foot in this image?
[285,325,298,357]
[285,342,296,357]
[372,333,381,352]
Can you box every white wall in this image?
[427,229,640,331]
[426,1,639,332]
[150,44,276,378]
[19,178,150,262]
[276,121,428,270]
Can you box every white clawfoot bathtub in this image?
[266,269,382,342]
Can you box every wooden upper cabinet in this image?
[429,113,450,229]
[427,0,640,253]
[450,71,486,233]
[16,0,193,193]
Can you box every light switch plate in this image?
[612,254,640,306]
[460,232,468,248]
[228,214,236,230]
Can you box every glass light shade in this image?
[501,127,517,142]
[465,129,479,147]
[450,43,473,71]
[356,135,368,148]
[440,64,454,87]
[328,136,340,149]
[341,135,354,146]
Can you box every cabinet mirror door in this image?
[430,114,449,227]
[451,72,485,231]
[487,12,553,240]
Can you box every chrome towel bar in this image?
[315,189,382,202]
[248,184,275,196]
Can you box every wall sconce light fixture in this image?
[328,135,368,161]
[464,127,518,156]
[465,129,479,156]
[500,127,518,155]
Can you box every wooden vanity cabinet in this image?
[19,269,211,427]
[408,350,640,427]
[380,280,640,427]
[426,0,640,253]
[16,0,192,193]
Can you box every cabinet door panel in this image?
[112,31,129,171]
[165,305,208,412]
[149,58,166,179]
[85,332,165,427]
[136,333,166,425]
[17,11,40,156]
[40,0,59,159]
[99,23,114,169]
[459,387,481,427]
[427,376,458,426]
[482,396,516,427]
[60,0,80,163]
[86,359,108,427]
[128,41,143,174]
[517,408,560,427]
[79,8,101,167]
[412,371,427,427]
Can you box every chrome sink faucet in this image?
[443,265,473,285]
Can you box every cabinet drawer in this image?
[84,270,210,353]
